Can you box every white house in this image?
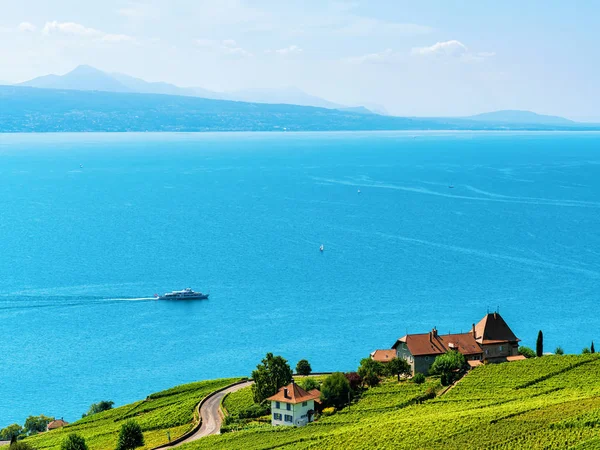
[266,381,321,427]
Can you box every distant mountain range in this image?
[17,65,376,112]
[467,110,575,126]
[1,84,598,133]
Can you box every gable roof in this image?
[474,313,520,345]
[266,382,321,404]
[47,419,68,430]
[392,330,482,357]
[370,349,397,362]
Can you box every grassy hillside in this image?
[185,355,600,449]
[15,378,241,450]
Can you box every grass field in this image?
[14,378,241,450]
[183,355,600,449]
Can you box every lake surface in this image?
[1,131,599,424]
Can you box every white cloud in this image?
[266,45,303,56]
[344,49,397,65]
[194,38,253,58]
[412,40,468,57]
[335,18,432,36]
[117,2,160,20]
[18,22,37,33]
[41,21,135,44]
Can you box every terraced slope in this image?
[19,378,241,450]
[184,355,600,449]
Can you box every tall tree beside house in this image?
[357,358,385,387]
[295,359,312,376]
[591,342,595,354]
[385,357,412,382]
[429,351,466,386]
[23,415,53,435]
[61,434,88,450]
[251,352,293,403]
[536,330,544,357]
[320,372,351,409]
[115,420,144,450]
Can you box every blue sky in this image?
[1,1,598,120]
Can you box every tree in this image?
[518,346,536,359]
[24,415,53,435]
[582,347,591,354]
[83,401,114,417]
[0,424,23,441]
[295,359,312,376]
[320,372,351,409]
[299,377,319,392]
[116,420,144,450]
[344,372,362,392]
[591,341,595,354]
[385,357,411,382]
[61,434,88,450]
[357,358,384,387]
[555,346,564,355]
[536,330,544,357]
[251,353,293,404]
[429,351,466,386]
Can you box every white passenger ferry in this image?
[155,288,209,300]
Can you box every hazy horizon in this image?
[1,1,599,121]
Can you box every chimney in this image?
[429,331,433,343]
[494,312,497,319]
[472,323,476,338]
[283,388,288,398]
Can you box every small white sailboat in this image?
[357,189,361,194]
[320,244,324,252]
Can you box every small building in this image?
[266,381,320,427]
[47,418,68,431]
[392,328,483,375]
[370,349,397,363]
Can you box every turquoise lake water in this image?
[0,131,599,424]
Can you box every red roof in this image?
[266,382,321,404]
[47,419,68,430]
[474,313,520,345]
[506,355,527,362]
[392,330,482,357]
[370,349,397,362]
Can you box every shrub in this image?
[519,346,536,358]
[60,434,88,450]
[555,346,564,355]
[582,347,591,354]
[344,372,362,392]
[9,441,35,450]
[295,359,312,376]
[321,407,336,417]
[237,404,270,419]
[320,372,351,409]
[412,373,426,384]
[115,420,144,450]
[357,358,384,387]
[299,377,320,392]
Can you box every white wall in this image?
[271,399,315,426]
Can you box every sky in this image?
[0,1,599,120]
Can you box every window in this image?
[425,356,429,361]
[499,345,504,351]
[302,401,307,407]
[275,401,280,409]
[286,403,291,411]
[284,414,293,423]
[273,413,282,421]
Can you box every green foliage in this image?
[555,346,564,355]
[251,353,293,404]
[9,441,35,450]
[236,404,270,420]
[320,372,351,409]
[116,421,144,450]
[60,434,87,450]
[582,347,591,354]
[321,407,336,417]
[295,359,312,376]
[519,346,536,358]
[23,416,53,436]
[591,342,595,354]
[0,424,23,441]
[222,386,255,418]
[536,330,544,357]
[357,358,384,387]
[412,373,426,384]
[385,357,411,381]
[298,377,320,392]
[83,401,114,417]
[21,378,239,450]
[429,351,466,385]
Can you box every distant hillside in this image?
[468,110,575,125]
[222,86,344,109]
[0,86,597,132]
[19,65,132,93]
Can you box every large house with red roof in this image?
[385,312,522,375]
[266,381,321,427]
